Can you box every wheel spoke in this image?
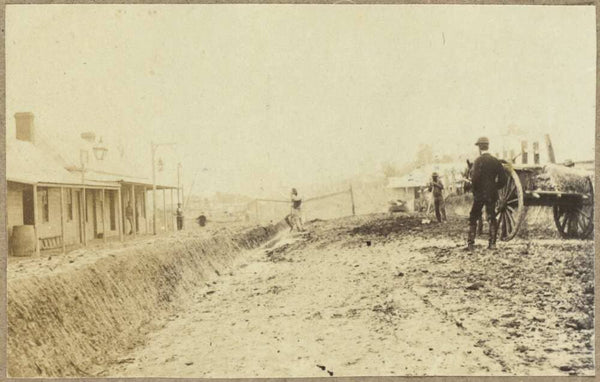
[578,211,590,233]
[577,208,592,220]
[577,215,586,234]
[563,213,571,236]
[567,212,578,237]
[571,212,580,237]
[507,183,517,200]
[507,209,516,230]
[560,213,569,232]
[506,198,519,205]
[503,177,514,200]
[499,180,507,200]
[505,192,516,205]
[505,212,513,234]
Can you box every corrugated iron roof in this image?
[16,124,176,188]
[7,137,176,189]
[82,169,177,189]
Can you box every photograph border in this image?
[0,1,597,381]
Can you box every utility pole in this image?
[80,149,88,246]
[177,162,182,205]
[151,141,176,235]
[152,142,156,235]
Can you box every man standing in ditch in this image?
[290,188,305,232]
[467,137,507,250]
[428,172,447,223]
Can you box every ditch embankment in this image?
[7,221,287,377]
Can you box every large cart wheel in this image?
[496,166,525,241]
[553,176,594,239]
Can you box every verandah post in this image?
[117,188,124,242]
[60,187,66,253]
[33,184,40,256]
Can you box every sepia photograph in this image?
[4,3,596,378]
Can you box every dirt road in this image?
[108,214,594,377]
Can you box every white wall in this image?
[7,182,26,237]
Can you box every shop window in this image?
[22,188,34,225]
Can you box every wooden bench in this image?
[39,235,63,250]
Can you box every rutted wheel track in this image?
[398,276,512,374]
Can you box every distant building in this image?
[386,162,467,212]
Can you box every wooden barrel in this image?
[11,225,36,257]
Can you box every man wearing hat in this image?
[289,188,305,232]
[176,203,184,230]
[428,172,447,223]
[468,137,507,250]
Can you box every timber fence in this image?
[250,186,357,224]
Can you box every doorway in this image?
[22,187,34,225]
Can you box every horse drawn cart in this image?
[495,163,594,241]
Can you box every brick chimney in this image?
[15,112,35,143]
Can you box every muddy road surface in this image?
[109,214,594,377]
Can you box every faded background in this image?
[6,5,596,200]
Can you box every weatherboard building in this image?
[6,112,177,256]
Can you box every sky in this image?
[6,5,596,198]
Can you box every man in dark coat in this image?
[468,137,507,250]
[176,203,184,230]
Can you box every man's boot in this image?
[488,220,498,250]
[466,223,477,251]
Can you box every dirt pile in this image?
[7,221,287,377]
[343,211,559,245]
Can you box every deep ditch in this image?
[7,221,287,377]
